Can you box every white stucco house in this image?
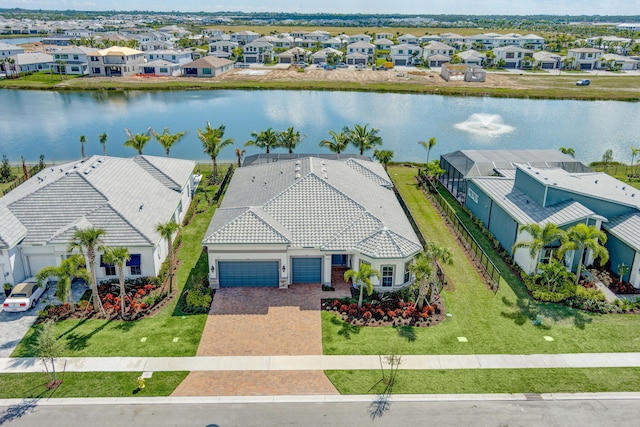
[202,155,422,290]
[0,155,195,285]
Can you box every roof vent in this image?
[138,204,144,211]
[279,170,283,174]
[50,167,54,172]
[59,168,63,173]
[73,163,80,169]
[91,162,99,168]
[622,186,626,190]
[295,166,301,172]
[321,167,327,173]
[295,173,301,180]
[321,160,326,165]
[83,169,92,175]
[323,174,328,179]
[98,157,104,163]
[295,160,301,165]
[595,180,598,184]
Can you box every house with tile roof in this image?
[0,155,195,285]
[88,46,145,77]
[202,156,422,289]
[181,56,234,77]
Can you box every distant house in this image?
[277,47,310,64]
[493,46,534,69]
[374,38,394,51]
[398,34,419,45]
[345,52,369,66]
[390,44,422,66]
[349,34,372,44]
[181,56,234,77]
[243,41,274,64]
[50,46,92,75]
[533,51,561,69]
[88,46,145,77]
[566,48,604,70]
[138,59,181,76]
[311,48,343,64]
[597,54,638,71]
[457,49,486,66]
[422,42,455,67]
[231,30,260,46]
[321,37,344,50]
[376,32,393,40]
[144,50,192,65]
[346,41,375,63]
[209,40,239,59]
[11,52,53,73]
[0,42,25,58]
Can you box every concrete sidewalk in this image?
[3,352,640,373]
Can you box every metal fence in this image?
[422,179,502,291]
[213,164,234,203]
[2,164,47,196]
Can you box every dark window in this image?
[104,265,116,276]
[130,265,141,276]
[382,266,394,287]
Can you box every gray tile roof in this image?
[604,212,640,251]
[0,155,194,248]
[0,206,27,249]
[203,157,421,259]
[471,177,596,226]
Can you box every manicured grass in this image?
[326,368,640,394]
[11,185,221,357]
[0,371,188,398]
[0,71,81,88]
[322,165,640,356]
[590,164,640,190]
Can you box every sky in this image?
[1,0,640,16]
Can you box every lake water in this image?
[0,37,41,45]
[0,89,638,164]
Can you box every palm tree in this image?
[156,221,180,294]
[35,254,89,313]
[235,147,246,168]
[68,227,107,316]
[630,146,640,168]
[419,137,437,164]
[151,127,189,157]
[373,149,394,171]
[197,121,235,184]
[512,223,565,274]
[79,135,86,158]
[123,128,152,155]
[559,223,609,284]
[102,247,130,318]
[345,124,382,155]
[344,263,380,308]
[410,242,453,310]
[99,132,108,156]
[319,130,349,154]
[559,147,575,158]
[245,128,279,154]
[277,126,305,153]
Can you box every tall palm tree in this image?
[319,130,349,154]
[344,263,380,308]
[559,223,609,284]
[151,127,189,157]
[35,254,89,313]
[197,121,235,184]
[102,247,130,318]
[559,147,576,158]
[419,137,437,164]
[79,135,86,158]
[345,124,382,155]
[99,132,108,156]
[156,221,180,294]
[373,149,394,171]
[245,128,279,154]
[277,126,305,153]
[235,147,246,168]
[630,146,640,168]
[124,128,152,155]
[68,227,107,316]
[512,223,565,274]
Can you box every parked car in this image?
[295,62,308,68]
[576,79,591,86]
[337,63,348,68]
[2,278,48,312]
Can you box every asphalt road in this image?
[2,398,640,427]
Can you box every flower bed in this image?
[322,291,445,327]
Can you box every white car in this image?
[2,278,48,312]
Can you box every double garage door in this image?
[217,258,322,287]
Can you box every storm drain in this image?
[524,393,543,401]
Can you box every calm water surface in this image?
[0,89,638,164]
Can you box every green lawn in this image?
[10,172,226,357]
[0,371,188,398]
[322,165,640,355]
[326,368,640,394]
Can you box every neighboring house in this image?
[138,59,181,76]
[390,43,423,66]
[345,52,369,66]
[88,46,145,77]
[243,41,274,64]
[11,52,53,72]
[374,38,394,51]
[209,40,239,58]
[518,34,546,50]
[277,47,310,64]
[349,34,372,44]
[0,42,25,58]
[493,46,534,68]
[419,34,441,45]
[597,54,639,71]
[533,51,561,69]
[181,56,234,77]
[457,49,486,66]
[566,48,604,70]
[50,46,92,75]
[321,37,345,50]
[144,49,192,65]
[346,41,375,62]
[230,30,260,46]
[423,41,455,57]
[311,48,343,64]
[0,155,195,286]
[376,32,393,40]
[398,34,419,45]
[303,30,331,42]
[202,28,226,40]
[202,155,422,290]
[440,33,465,49]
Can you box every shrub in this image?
[185,286,212,311]
[532,289,570,303]
[575,285,606,302]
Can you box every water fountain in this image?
[454,113,515,137]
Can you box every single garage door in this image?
[292,257,322,284]
[218,261,279,287]
[27,255,56,277]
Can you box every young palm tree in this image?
[630,146,640,169]
[99,132,108,156]
[102,247,130,318]
[344,263,380,308]
[319,130,349,154]
[410,242,454,310]
[156,221,180,294]
[124,128,152,155]
[373,149,394,171]
[345,124,382,155]
[559,223,609,284]
[68,227,107,316]
[79,135,86,158]
[35,254,89,313]
[197,121,235,184]
[151,127,189,157]
[559,147,576,158]
[512,223,565,274]
[235,147,246,168]
[245,128,279,154]
[419,137,437,164]
[277,126,305,153]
